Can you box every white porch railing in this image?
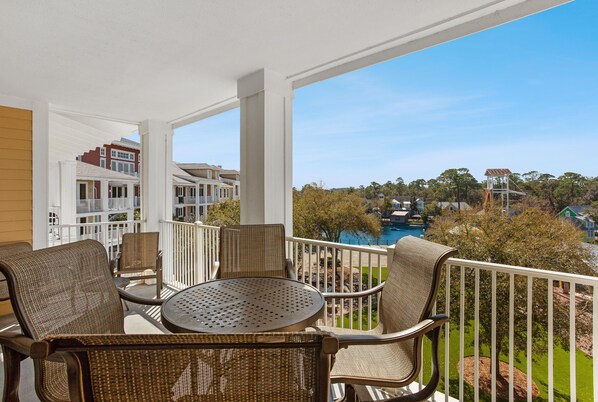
[159,220,219,290]
[48,220,141,259]
[49,220,595,401]
[76,198,102,213]
[108,197,130,210]
[157,221,596,401]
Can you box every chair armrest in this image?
[211,262,220,280]
[336,314,448,348]
[0,331,34,357]
[157,250,163,267]
[323,281,385,301]
[117,288,164,306]
[285,259,297,280]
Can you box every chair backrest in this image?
[218,224,288,278]
[32,332,339,402]
[0,240,125,402]
[380,236,456,364]
[118,232,159,272]
[0,241,32,300]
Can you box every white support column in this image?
[139,120,173,232]
[32,100,49,249]
[59,160,77,226]
[100,180,109,212]
[127,182,134,209]
[238,69,293,234]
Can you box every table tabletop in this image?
[161,277,325,333]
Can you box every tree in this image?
[554,172,587,211]
[426,207,594,381]
[437,168,481,208]
[395,177,407,196]
[204,200,240,226]
[587,201,598,223]
[294,185,380,243]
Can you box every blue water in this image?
[339,224,425,246]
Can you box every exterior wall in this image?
[81,143,140,177]
[0,105,32,243]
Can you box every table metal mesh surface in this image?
[162,277,324,333]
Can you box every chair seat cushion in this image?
[318,325,416,387]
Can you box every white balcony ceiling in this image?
[0,0,567,125]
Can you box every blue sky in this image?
[174,0,598,188]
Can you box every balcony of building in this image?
[36,219,598,401]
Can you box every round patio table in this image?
[161,277,325,333]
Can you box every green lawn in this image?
[428,325,594,401]
[338,268,594,401]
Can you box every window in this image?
[176,187,184,197]
[100,158,106,168]
[100,147,106,157]
[176,208,184,218]
[110,160,135,176]
[111,149,135,160]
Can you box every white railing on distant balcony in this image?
[108,197,130,210]
[158,221,597,401]
[76,198,102,213]
[184,196,196,204]
[48,220,142,259]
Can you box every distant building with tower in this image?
[483,168,525,212]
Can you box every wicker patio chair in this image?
[0,242,32,302]
[112,232,163,298]
[30,332,338,402]
[0,239,163,402]
[213,224,296,280]
[318,236,457,402]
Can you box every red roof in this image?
[485,169,512,176]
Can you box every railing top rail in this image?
[448,257,598,285]
[51,220,142,228]
[160,220,220,230]
[287,236,388,255]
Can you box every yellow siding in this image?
[0,105,32,244]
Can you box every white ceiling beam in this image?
[291,0,571,89]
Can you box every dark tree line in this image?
[350,168,598,216]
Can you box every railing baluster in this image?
[474,268,480,402]
[349,250,354,330]
[548,280,554,402]
[593,284,598,402]
[459,265,465,402]
[509,273,514,402]
[491,271,497,402]
[444,262,451,402]
[527,276,532,402]
[358,252,363,331]
[367,252,372,331]
[569,280,576,402]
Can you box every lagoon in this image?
[340,224,425,246]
